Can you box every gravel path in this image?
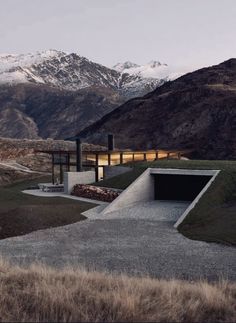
[0,201,235,281]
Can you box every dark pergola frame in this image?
[36,147,189,184]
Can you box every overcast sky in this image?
[1,0,236,69]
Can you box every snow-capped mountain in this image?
[113,61,140,72]
[113,60,190,82]
[0,50,178,140]
[113,60,173,97]
[0,50,120,91]
[0,50,196,140]
[0,50,175,98]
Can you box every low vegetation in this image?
[95,166,145,190]
[95,160,236,245]
[0,259,235,322]
[0,176,95,240]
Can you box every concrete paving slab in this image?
[83,200,189,221]
[22,189,108,205]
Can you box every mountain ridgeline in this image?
[0,50,167,97]
[78,59,236,160]
[0,50,171,139]
[0,51,235,160]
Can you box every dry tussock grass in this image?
[0,258,235,322]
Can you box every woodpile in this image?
[71,184,120,202]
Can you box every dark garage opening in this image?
[154,174,212,201]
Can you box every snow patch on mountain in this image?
[113,61,140,72]
[0,50,193,98]
[0,50,61,72]
[0,50,120,90]
[113,60,193,81]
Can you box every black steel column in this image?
[60,164,63,184]
[59,152,63,184]
[95,153,99,166]
[76,138,82,172]
[120,153,123,164]
[67,153,70,171]
[108,134,114,151]
[95,167,99,182]
[52,153,55,184]
[95,153,99,182]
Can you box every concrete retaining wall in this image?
[102,168,153,214]
[174,170,220,227]
[103,165,132,179]
[64,171,95,194]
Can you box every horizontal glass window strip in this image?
[110,153,121,165]
[158,152,168,159]
[133,153,145,161]
[122,154,134,163]
[84,154,96,161]
[84,154,96,165]
[98,155,109,166]
[146,153,156,161]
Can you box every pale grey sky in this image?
[1,0,236,68]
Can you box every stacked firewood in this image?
[71,184,120,202]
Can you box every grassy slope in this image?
[0,259,235,322]
[0,176,95,239]
[95,166,145,190]
[95,160,236,245]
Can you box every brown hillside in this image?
[78,59,236,159]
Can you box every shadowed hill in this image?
[78,59,236,160]
[0,83,123,139]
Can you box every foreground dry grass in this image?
[0,259,235,322]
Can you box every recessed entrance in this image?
[101,168,220,227]
[154,174,212,201]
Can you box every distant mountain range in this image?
[1,50,235,159]
[78,59,236,160]
[0,50,188,139]
[0,50,179,98]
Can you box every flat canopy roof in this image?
[150,168,220,176]
[35,149,192,155]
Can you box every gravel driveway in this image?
[0,201,235,281]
